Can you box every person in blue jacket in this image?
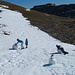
[16,38,24,49]
[25,38,28,48]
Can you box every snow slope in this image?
[0,5,75,75]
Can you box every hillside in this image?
[0,0,75,75]
[0,1,75,45]
[0,1,75,75]
[31,3,75,18]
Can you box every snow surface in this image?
[26,9,30,11]
[0,5,9,8]
[0,6,75,75]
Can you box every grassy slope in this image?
[0,1,75,44]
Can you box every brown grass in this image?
[0,1,75,44]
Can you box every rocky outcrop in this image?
[31,3,75,18]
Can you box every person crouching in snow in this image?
[16,38,24,49]
[56,45,62,54]
[25,38,28,48]
[56,45,69,55]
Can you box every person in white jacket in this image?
[56,45,68,55]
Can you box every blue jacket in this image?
[17,40,23,44]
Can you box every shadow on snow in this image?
[43,64,53,67]
[50,52,62,54]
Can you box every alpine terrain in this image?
[0,1,75,75]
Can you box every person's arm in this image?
[16,41,19,44]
